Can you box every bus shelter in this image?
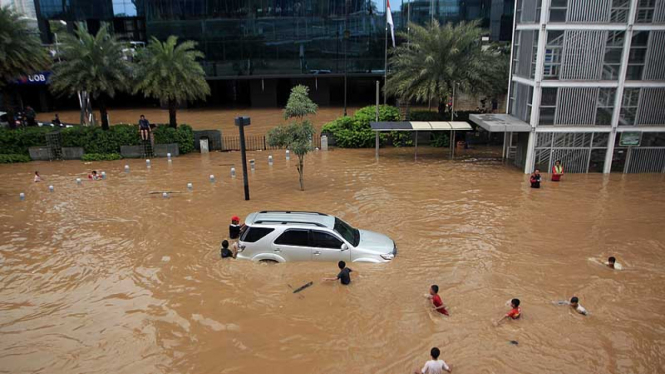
[370,121,473,159]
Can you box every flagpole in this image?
[384,0,388,105]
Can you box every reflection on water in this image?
[1,147,664,374]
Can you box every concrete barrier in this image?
[194,130,222,151]
[62,147,84,160]
[28,147,51,161]
[154,143,179,157]
[120,145,143,158]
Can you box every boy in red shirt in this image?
[495,298,521,326]
[426,285,449,316]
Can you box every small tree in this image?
[267,85,317,191]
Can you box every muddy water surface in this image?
[1,148,664,374]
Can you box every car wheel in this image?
[259,259,278,264]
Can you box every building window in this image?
[596,88,616,126]
[512,31,520,75]
[619,88,640,126]
[531,31,539,79]
[627,31,649,80]
[635,0,656,23]
[611,0,631,23]
[550,0,567,22]
[603,31,624,80]
[539,87,557,125]
[543,31,563,80]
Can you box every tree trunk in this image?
[297,155,305,191]
[168,99,177,128]
[99,97,109,130]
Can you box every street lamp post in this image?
[235,116,251,201]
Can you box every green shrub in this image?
[152,124,194,154]
[0,154,32,163]
[82,153,122,161]
[0,127,51,155]
[390,131,414,147]
[431,133,450,147]
[61,125,141,154]
[321,105,398,148]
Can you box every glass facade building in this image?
[32,0,514,107]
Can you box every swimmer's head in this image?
[34,171,39,175]
[570,296,579,307]
[555,160,561,165]
[231,215,240,224]
[221,240,229,249]
[430,347,440,359]
[511,298,520,308]
[430,284,439,295]
[534,169,540,174]
[338,260,346,270]
[92,170,97,175]
[608,256,616,268]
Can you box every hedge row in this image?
[0,124,195,158]
[0,154,32,163]
[321,105,399,148]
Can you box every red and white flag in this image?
[386,0,395,47]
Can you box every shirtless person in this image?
[553,296,588,315]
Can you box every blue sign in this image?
[15,72,51,85]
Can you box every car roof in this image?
[246,211,335,229]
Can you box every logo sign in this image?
[620,132,641,147]
[15,72,51,85]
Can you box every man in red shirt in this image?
[427,285,449,316]
[495,298,521,326]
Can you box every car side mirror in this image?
[341,244,348,251]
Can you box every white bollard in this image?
[101,171,106,179]
[250,159,255,171]
[76,178,82,185]
[48,185,54,192]
[19,192,25,201]
[187,182,193,191]
[231,167,236,178]
[316,147,320,151]
[125,165,130,172]
[162,192,169,198]
[167,153,172,160]
[146,159,151,168]
[321,135,329,151]
[268,155,273,166]
[209,174,215,183]
[286,149,290,160]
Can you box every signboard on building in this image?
[620,132,641,147]
[15,72,51,85]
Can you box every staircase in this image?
[141,139,154,158]
[46,131,62,161]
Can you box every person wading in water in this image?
[552,160,564,181]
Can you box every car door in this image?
[272,229,312,262]
[310,230,351,262]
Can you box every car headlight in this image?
[381,253,394,261]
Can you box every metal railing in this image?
[221,134,322,152]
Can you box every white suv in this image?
[236,211,397,263]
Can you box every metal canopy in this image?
[370,121,472,131]
[370,121,473,160]
[468,114,532,132]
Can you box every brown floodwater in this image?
[37,107,362,135]
[1,147,664,374]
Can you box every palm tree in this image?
[134,36,210,128]
[49,24,131,130]
[385,20,493,114]
[0,6,50,124]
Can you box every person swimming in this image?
[553,296,588,315]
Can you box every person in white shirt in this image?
[414,347,452,374]
[553,296,588,315]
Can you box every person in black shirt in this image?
[229,215,242,239]
[220,240,235,258]
[323,261,353,285]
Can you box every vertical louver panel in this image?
[637,88,665,125]
[643,31,665,80]
[556,87,599,125]
[560,30,607,80]
[517,30,535,78]
[567,0,611,23]
[521,0,539,23]
[515,83,532,122]
[654,0,665,23]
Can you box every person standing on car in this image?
[25,106,36,126]
[52,114,61,127]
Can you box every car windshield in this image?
[334,218,360,247]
